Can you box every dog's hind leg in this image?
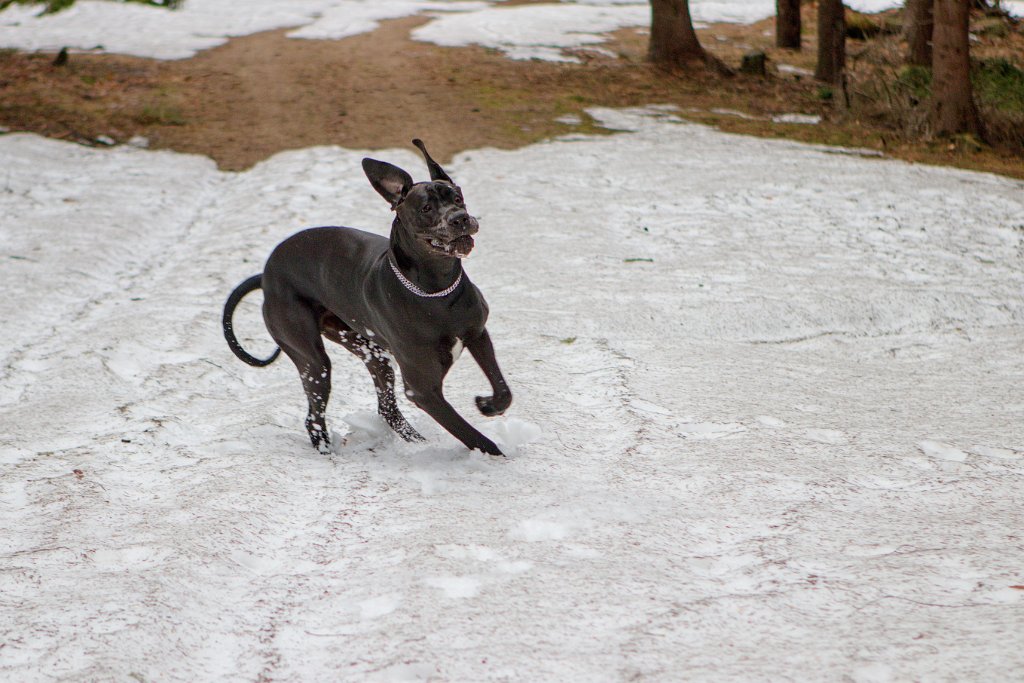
[264,295,333,454]
[321,313,424,443]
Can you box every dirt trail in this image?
[165,17,501,168]
[1,10,1021,177]
[0,13,824,170]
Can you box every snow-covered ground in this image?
[2,107,1023,680]
[0,0,912,61]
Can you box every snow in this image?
[2,106,1023,679]
[0,0,489,59]
[410,2,651,62]
[285,1,489,42]
[772,113,823,125]
[1004,0,1024,18]
[0,0,908,61]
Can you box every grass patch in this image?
[134,102,185,126]
[0,0,181,14]
[0,0,74,14]
[974,58,1024,113]
[845,10,883,40]
[896,65,931,103]
[889,59,1024,114]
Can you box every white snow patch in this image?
[678,421,747,440]
[919,439,968,462]
[0,0,910,62]
[772,113,822,125]
[481,417,542,456]
[423,575,481,598]
[287,1,488,41]
[851,663,896,683]
[367,662,438,682]
[711,107,760,120]
[510,517,573,542]
[1,108,1023,680]
[843,544,898,558]
[777,63,814,77]
[803,428,848,445]
[0,0,487,59]
[411,3,649,63]
[359,594,402,619]
[970,444,1021,460]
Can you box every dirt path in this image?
[7,15,661,169]
[1,11,1021,177]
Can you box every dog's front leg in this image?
[402,367,503,456]
[465,329,512,417]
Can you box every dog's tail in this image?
[223,274,281,367]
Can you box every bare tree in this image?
[776,0,802,50]
[648,0,708,66]
[904,0,934,66]
[815,0,847,105]
[930,0,982,136]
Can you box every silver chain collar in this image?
[388,255,463,298]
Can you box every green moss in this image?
[897,65,932,102]
[892,60,1024,114]
[974,58,1024,113]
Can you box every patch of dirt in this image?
[0,9,1021,179]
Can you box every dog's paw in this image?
[476,391,511,417]
[476,395,502,417]
[475,439,504,457]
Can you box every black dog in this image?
[223,140,511,455]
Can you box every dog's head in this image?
[362,140,478,259]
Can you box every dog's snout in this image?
[450,211,478,235]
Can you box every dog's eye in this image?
[421,203,432,214]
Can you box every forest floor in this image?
[0,4,1021,177]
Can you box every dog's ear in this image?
[362,158,414,209]
[412,139,454,184]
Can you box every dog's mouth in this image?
[428,234,475,258]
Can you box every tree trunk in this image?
[904,0,934,66]
[648,0,706,65]
[815,0,845,83]
[930,0,982,136]
[776,0,802,49]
